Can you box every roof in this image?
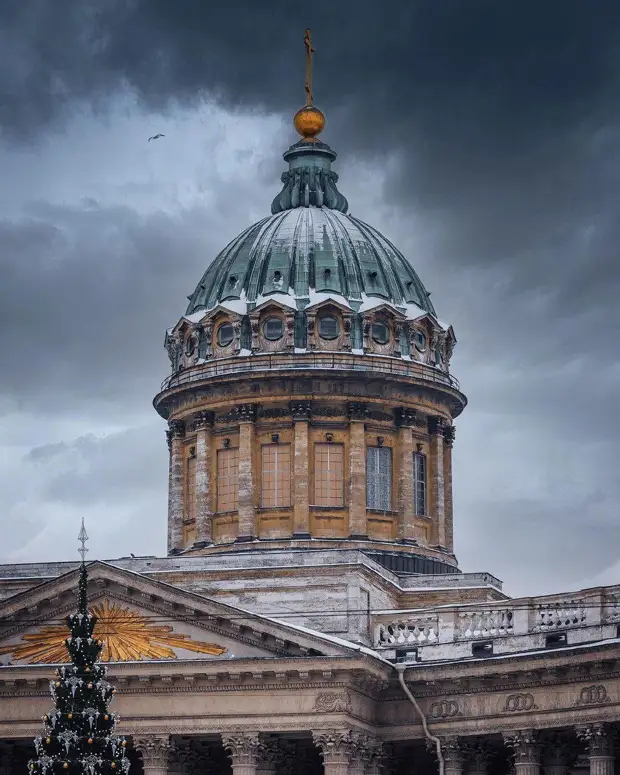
[185,137,436,317]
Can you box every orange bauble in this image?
[293,105,325,140]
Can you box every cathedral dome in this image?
[186,139,436,318]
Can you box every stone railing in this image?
[159,351,461,392]
[372,584,620,660]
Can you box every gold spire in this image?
[294,28,326,142]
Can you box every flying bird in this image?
[148,134,165,142]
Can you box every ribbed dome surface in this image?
[186,207,435,315]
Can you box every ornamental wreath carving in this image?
[502,693,538,713]
[429,699,461,719]
[314,691,352,713]
[575,685,610,706]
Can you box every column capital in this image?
[236,404,257,423]
[222,733,262,766]
[134,735,173,769]
[291,401,312,421]
[576,723,615,758]
[428,415,447,435]
[440,736,466,769]
[396,407,418,427]
[464,741,493,775]
[168,419,186,438]
[313,730,354,765]
[503,730,540,764]
[443,424,456,447]
[192,410,214,431]
[348,402,368,422]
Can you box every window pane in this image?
[263,317,284,341]
[261,444,291,507]
[314,443,344,506]
[367,447,392,510]
[217,322,234,346]
[413,452,426,516]
[318,316,340,340]
[217,447,239,512]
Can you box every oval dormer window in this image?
[318,316,340,340]
[263,317,284,341]
[217,322,234,347]
[185,335,196,357]
[371,322,390,345]
[414,330,427,351]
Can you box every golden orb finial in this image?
[294,29,325,141]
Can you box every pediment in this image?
[0,562,356,666]
[249,297,297,317]
[305,297,352,315]
[360,303,407,321]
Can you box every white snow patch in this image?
[238,348,252,356]
[253,292,297,310]
[307,288,352,310]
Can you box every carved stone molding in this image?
[503,730,540,765]
[168,419,186,439]
[347,402,368,422]
[291,402,312,421]
[314,690,351,712]
[429,698,461,718]
[134,735,173,771]
[443,424,456,447]
[428,415,447,436]
[396,407,418,427]
[575,684,610,706]
[576,723,615,758]
[502,693,538,713]
[235,404,257,423]
[312,730,354,765]
[192,410,215,431]
[222,733,262,766]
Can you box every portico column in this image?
[441,737,466,775]
[577,723,615,775]
[291,402,311,538]
[465,742,491,775]
[193,410,214,547]
[366,739,386,775]
[134,735,172,775]
[503,730,540,775]
[236,404,257,542]
[222,733,261,775]
[443,425,455,553]
[167,420,185,555]
[397,408,416,542]
[348,402,368,539]
[313,730,352,775]
[429,416,446,548]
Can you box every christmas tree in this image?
[29,520,130,775]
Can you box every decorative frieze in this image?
[313,691,351,712]
[429,698,461,719]
[502,693,538,713]
[575,684,610,706]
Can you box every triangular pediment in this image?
[0,562,357,666]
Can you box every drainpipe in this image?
[394,663,445,775]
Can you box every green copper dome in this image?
[186,139,436,317]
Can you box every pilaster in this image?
[291,402,311,538]
[194,410,214,547]
[223,733,261,775]
[397,408,416,542]
[428,415,446,548]
[504,730,540,775]
[167,420,186,555]
[577,723,615,775]
[236,404,257,541]
[443,424,455,552]
[348,402,368,539]
[134,735,172,775]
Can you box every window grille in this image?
[314,443,344,506]
[217,447,239,511]
[367,446,392,510]
[261,444,291,507]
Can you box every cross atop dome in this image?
[293,28,326,143]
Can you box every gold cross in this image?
[304,28,315,106]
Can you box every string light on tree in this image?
[28,518,130,775]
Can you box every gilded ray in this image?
[0,598,227,663]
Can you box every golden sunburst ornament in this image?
[0,598,227,664]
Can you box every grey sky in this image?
[0,1,619,595]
